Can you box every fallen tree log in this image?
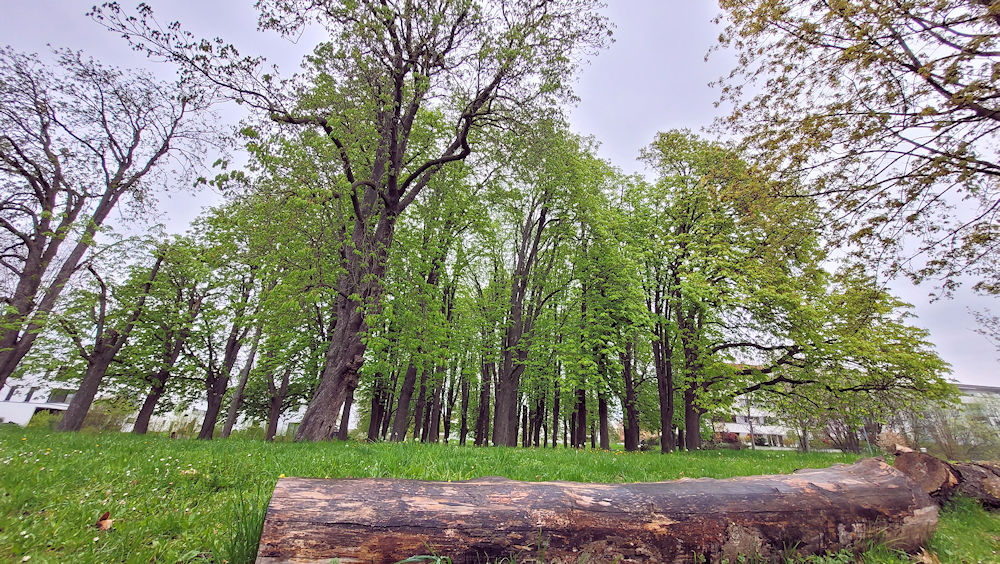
[256,458,936,563]
[894,451,1000,509]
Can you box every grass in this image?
[0,426,995,563]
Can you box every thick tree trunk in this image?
[337,388,354,441]
[198,373,226,440]
[294,290,374,442]
[684,387,702,450]
[257,459,937,563]
[57,345,118,432]
[132,371,169,435]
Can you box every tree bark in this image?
[894,451,1000,509]
[257,459,937,563]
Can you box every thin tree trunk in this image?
[222,327,262,438]
[474,361,492,446]
[414,371,429,442]
[598,395,610,451]
[266,367,292,442]
[551,379,560,449]
[367,375,386,441]
[390,362,419,442]
[458,372,469,446]
[427,380,443,443]
[337,387,354,440]
[574,387,586,449]
[621,342,640,452]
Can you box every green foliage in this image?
[715,0,1000,292]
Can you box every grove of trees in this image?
[0,0,968,450]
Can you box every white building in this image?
[0,383,74,426]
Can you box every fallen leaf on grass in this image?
[94,511,114,531]
[915,548,941,564]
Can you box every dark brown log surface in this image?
[256,458,936,563]
[894,452,1000,508]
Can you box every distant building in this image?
[713,396,791,447]
[0,384,75,426]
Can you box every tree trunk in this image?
[521,406,531,448]
[458,373,469,446]
[367,376,386,441]
[257,459,937,563]
[574,387,586,449]
[474,361,492,446]
[684,387,702,450]
[222,327,261,438]
[427,381,443,443]
[198,372,226,440]
[132,371,169,435]
[551,379,560,449]
[621,344,640,452]
[652,324,674,454]
[294,293,371,441]
[390,361,419,442]
[413,370,429,442]
[265,367,292,442]
[57,344,118,432]
[337,387,354,440]
[598,395,610,451]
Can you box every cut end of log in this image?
[894,452,1000,509]
[256,459,938,563]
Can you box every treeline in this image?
[1,0,955,447]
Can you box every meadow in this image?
[1,427,997,563]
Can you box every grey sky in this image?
[1,1,995,386]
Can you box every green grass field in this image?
[1,427,997,563]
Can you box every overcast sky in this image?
[1,1,996,387]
